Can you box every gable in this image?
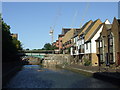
[85,19,102,41]
[78,20,93,36]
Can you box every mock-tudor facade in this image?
[84,19,110,66]
[62,28,80,54]
[53,17,120,66]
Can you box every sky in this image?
[2,2,118,50]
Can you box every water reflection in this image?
[4,65,119,88]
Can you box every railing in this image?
[18,50,54,54]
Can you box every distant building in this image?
[58,34,64,50]
[62,28,80,54]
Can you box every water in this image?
[4,65,119,88]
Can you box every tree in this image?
[26,48,29,50]
[43,43,52,50]
[2,14,23,62]
[42,43,58,50]
[12,37,22,50]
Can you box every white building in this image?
[71,19,111,66]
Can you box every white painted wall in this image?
[70,47,73,55]
[85,42,91,54]
[91,25,103,53]
[72,19,110,56]
[104,19,111,24]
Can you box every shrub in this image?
[83,58,91,66]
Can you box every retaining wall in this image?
[42,54,73,67]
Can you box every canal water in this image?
[4,65,119,88]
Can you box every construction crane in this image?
[49,27,54,44]
[79,3,90,28]
[49,8,61,44]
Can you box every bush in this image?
[83,58,91,66]
[63,62,68,66]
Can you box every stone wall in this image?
[28,57,41,65]
[42,54,72,67]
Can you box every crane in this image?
[49,8,61,44]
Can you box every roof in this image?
[85,24,103,42]
[84,19,98,35]
[62,28,71,35]
[58,34,64,37]
[62,28,75,44]
[78,20,93,35]
[84,19,102,41]
[72,28,81,38]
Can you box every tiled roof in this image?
[73,28,81,38]
[62,28,71,35]
[79,20,92,34]
[84,20,98,35]
[85,24,103,42]
[84,19,102,41]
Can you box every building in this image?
[62,28,80,54]
[96,17,120,66]
[71,19,104,66]
[71,20,93,56]
[58,34,64,53]
[84,19,110,66]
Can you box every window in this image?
[110,38,113,46]
[100,54,103,62]
[86,43,88,50]
[100,41,102,47]
[108,33,114,63]
[110,53,113,61]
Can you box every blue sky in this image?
[2,2,118,50]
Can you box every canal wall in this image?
[2,61,23,87]
[28,57,41,65]
[42,54,73,67]
[22,56,42,65]
[56,64,120,87]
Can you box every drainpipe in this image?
[103,38,105,64]
[98,39,101,72]
[113,36,116,64]
[108,36,110,66]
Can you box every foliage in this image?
[63,62,68,66]
[26,48,29,50]
[42,43,58,50]
[83,58,91,66]
[12,37,22,50]
[2,15,23,62]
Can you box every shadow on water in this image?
[3,64,120,88]
[2,62,24,87]
[93,72,120,87]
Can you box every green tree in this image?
[42,43,58,50]
[12,37,22,50]
[43,43,52,50]
[2,15,23,62]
